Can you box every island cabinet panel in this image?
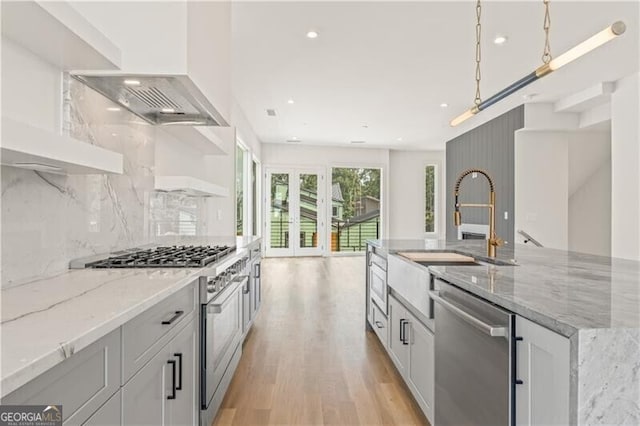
[122,314,197,426]
[388,293,435,425]
[83,390,121,426]
[515,315,570,426]
[1,329,121,426]
[407,317,434,423]
[388,295,409,374]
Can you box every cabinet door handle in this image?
[174,353,183,390]
[402,320,409,345]
[514,336,524,385]
[375,321,384,329]
[167,360,177,400]
[255,263,261,279]
[162,310,184,325]
[399,319,406,343]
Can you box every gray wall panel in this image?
[445,106,524,244]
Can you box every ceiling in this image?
[231,1,639,150]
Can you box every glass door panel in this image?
[268,172,291,254]
[265,168,325,257]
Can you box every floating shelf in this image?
[159,126,228,155]
[1,117,123,175]
[1,0,121,70]
[154,176,229,197]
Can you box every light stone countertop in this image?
[370,239,640,337]
[1,236,261,398]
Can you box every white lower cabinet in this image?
[388,296,409,374]
[388,294,434,425]
[515,315,570,426]
[122,316,197,426]
[407,317,434,422]
[83,391,121,426]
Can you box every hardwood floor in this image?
[212,256,429,426]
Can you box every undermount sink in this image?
[398,251,518,267]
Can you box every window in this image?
[252,159,259,236]
[236,144,246,236]
[331,167,381,252]
[425,165,436,233]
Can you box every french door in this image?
[265,168,326,257]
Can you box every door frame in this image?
[264,167,326,257]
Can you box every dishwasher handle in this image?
[429,290,508,338]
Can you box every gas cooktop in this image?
[85,245,235,268]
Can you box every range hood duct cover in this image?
[71,74,229,126]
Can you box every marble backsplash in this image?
[1,78,208,287]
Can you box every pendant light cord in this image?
[542,0,553,63]
[474,0,482,105]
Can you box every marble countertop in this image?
[1,236,261,398]
[370,239,640,338]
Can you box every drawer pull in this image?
[162,310,184,325]
[167,359,177,400]
[375,321,384,329]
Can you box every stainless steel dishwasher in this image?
[430,279,515,426]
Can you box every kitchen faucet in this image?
[454,169,504,258]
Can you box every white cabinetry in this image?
[122,316,197,426]
[388,294,434,424]
[515,315,570,426]
[1,0,121,70]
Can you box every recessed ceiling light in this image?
[351,140,366,144]
[111,133,118,137]
[287,99,295,104]
[397,137,403,142]
[107,107,121,112]
[523,93,538,100]
[493,35,508,45]
[123,79,141,86]
[440,103,449,108]
[161,108,175,113]
[306,30,319,39]
[286,138,301,143]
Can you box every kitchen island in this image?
[366,239,640,426]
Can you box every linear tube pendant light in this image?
[450,19,627,127]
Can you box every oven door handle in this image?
[207,279,243,313]
[429,291,508,337]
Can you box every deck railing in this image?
[269,214,380,251]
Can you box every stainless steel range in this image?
[70,242,258,426]
[199,254,249,425]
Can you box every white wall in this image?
[515,131,569,250]
[569,162,611,256]
[388,150,445,239]
[611,72,640,260]
[231,100,261,159]
[568,131,611,256]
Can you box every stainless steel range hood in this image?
[71,73,229,126]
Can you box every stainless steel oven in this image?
[200,255,248,425]
[430,279,515,426]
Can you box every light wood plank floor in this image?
[212,256,429,426]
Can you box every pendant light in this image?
[450,0,626,127]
